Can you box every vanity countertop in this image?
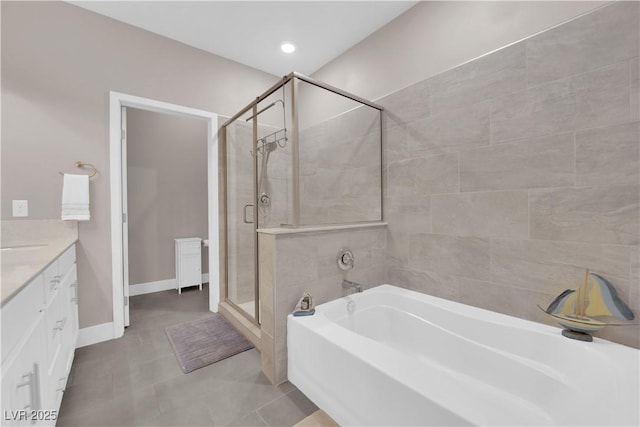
[1,220,78,306]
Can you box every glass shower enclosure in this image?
[220,72,383,324]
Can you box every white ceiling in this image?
[70,1,417,77]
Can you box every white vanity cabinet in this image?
[1,244,78,426]
[174,238,202,294]
[1,278,47,427]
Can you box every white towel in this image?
[61,174,90,221]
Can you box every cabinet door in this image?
[1,314,47,427]
[180,252,202,286]
[1,276,44,362]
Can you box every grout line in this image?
[527,188,531,240]
[255,408,270,426]
[573,131,577,187]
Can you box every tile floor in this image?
[57,285,318,426]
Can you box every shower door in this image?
[224,117,259,322]
[224,81,293,324]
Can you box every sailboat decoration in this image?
[540,269,635,341]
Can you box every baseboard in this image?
[129,278,175,296]
[129,274,209,296]
[76,322,115,348]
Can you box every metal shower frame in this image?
[219,71,384,325]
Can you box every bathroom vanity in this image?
[1,220,79,425]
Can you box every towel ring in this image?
[59,161,98,178]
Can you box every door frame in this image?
[109,91,219,339]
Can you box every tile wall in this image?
[298,101,382,225]
[259,226,387,384]
[378,1,639,347]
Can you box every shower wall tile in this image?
[259,234,275,338]
[317,132,380,169]
[268,148,292,180]
[387,153,458,197]
[631,58,639,90]
[387,232,410,269]
[324,198,382,224]
[384,123,408,164]
[314,228,386,278]
[529,185,640,245]
[457,279,555,325]
[340,165,382,199]
[386,195,431,235]
[300,168,342,200]
[298,109,382,226]
[597,325,640,349]
[299,123,324,177]
[299,121,328,144]
[376,79,430,124]
[491,238,630,295]
[431,191,528,238]
[575,122,640,187]
[459,132,574,192]
[407,101,490,152]
[409,234,490,280]
[570,61,630,126]
[429,43,527,115]
[491,62,629,143]
[631,59,639,122]
[274,236,318,287]
[388,268,460,302]
[526,1,639,87]
[327,105,381,142]
[297,201,329,226]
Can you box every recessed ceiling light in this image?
[280,42,296,54]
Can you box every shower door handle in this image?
[243,204,254,224]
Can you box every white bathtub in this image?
[287,285,639,426]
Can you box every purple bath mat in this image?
[165,314,254,374]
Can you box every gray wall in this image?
[367,2,638,347]
[127,108,208,286]
[311,1,607,110]
[1,1,278,328]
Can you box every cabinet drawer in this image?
[1,276,45,362]
[180,241,201,254]
[42,261,60,305]
[58,245,76,277]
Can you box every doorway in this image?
[125,108,209,325]
[109,92,218,338]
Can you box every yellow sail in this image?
[545,273,634,320]
[584,278,612,317]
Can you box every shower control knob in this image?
[337,248,354,271]
[260,193,270,207]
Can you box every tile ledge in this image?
[257,222,387,235]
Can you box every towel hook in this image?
[59,161,98,178]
